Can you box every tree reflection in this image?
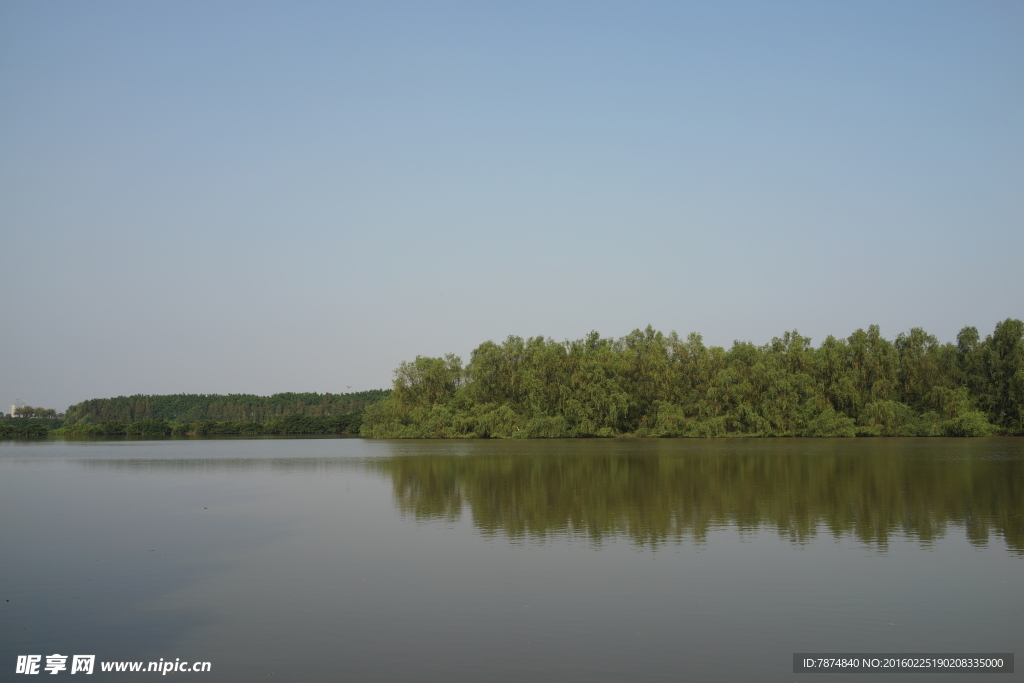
[371,440,1022,552]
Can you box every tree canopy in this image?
[362,320,1024,438]
[8,406,62,419]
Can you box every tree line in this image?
[0,422,53,437]
[0,407,65,437]
[6,406,63,419]
[64,390,389,424]
[361,319,1024,438]
[53,413,365,437]
[1,391,387,438]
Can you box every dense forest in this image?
[361,320,1024,439]
[64,390,388,424]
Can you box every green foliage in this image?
[40,390,380,438]
[0,422,52,437]
[856,400,915,436]
[12,406,62,419]
[48,412,364,437]
[63,390,388,424]
[364,321,1024,438]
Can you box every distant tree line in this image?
[361,320,1024,438]
[0,408,65,437]
[64,390,389,424]
[0,422,53,437]
[1,391,387,438]
[5,406,63,419]
[54,413,365,437]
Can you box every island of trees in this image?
[360,320,1024,439]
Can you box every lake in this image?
[1,437,1020,681]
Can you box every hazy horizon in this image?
[3,1,1021,412]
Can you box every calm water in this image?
[1,437,1020,682]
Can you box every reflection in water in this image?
[7,436,1019,682]
[370,439,1023,552]
[70,438,1023,553]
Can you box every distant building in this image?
[10,400,25,418]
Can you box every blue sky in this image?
[2,0,1022,411]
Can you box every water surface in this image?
[1,437,1021,681]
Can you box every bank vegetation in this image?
[362,320,1024,439]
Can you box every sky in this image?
[2,0,1022,412]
